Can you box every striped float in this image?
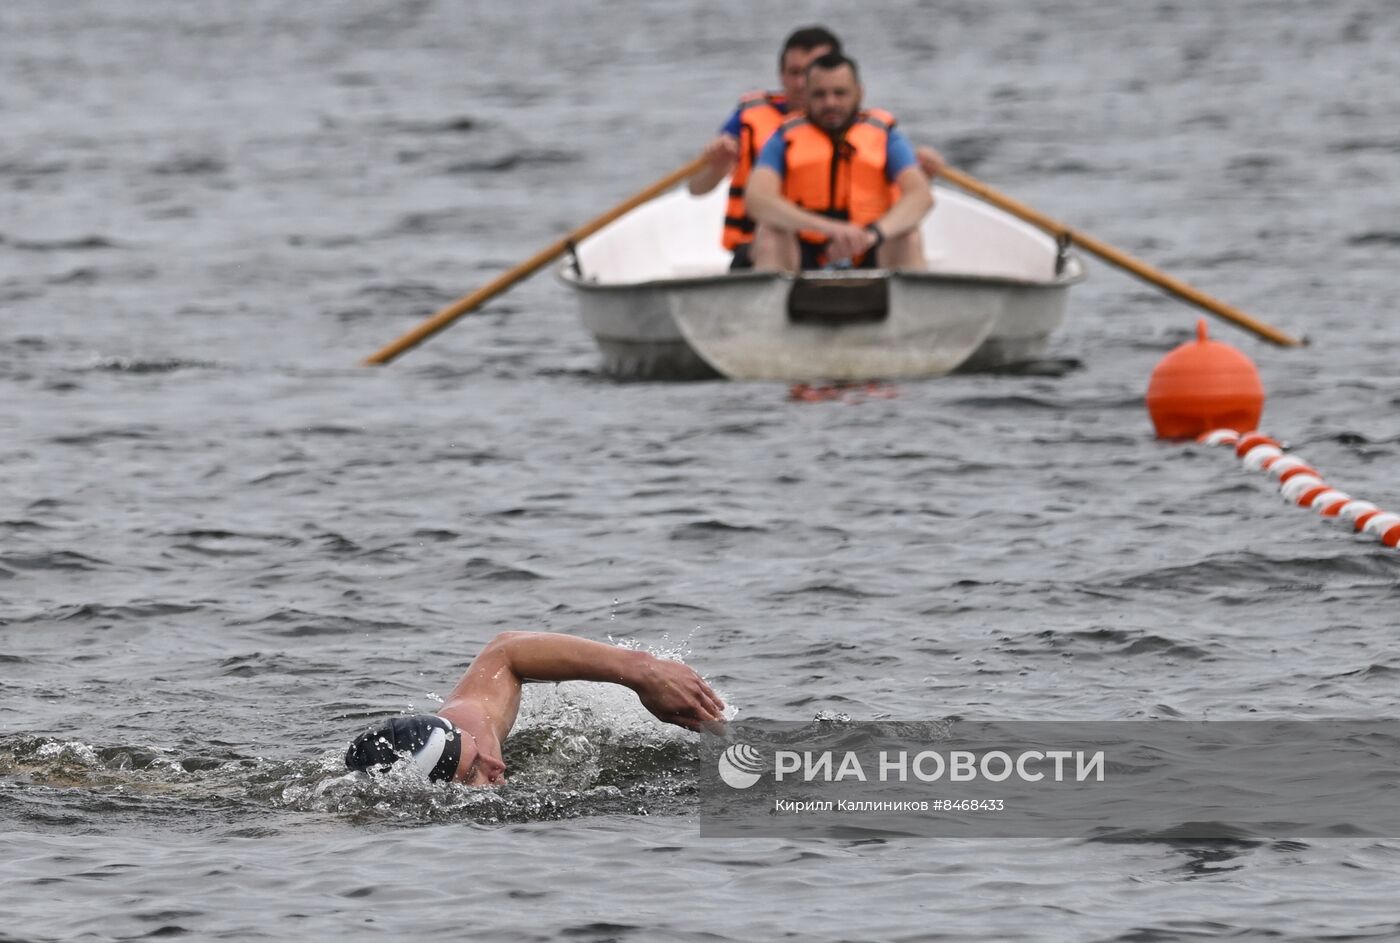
[1197,429,1400,548]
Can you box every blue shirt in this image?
[755,124,917,182]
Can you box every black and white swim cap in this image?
[344,714,462,782]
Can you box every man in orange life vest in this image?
[687,26,843,271]
[745,53,932,272]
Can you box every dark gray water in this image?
[4,1,1400,939]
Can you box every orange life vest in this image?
[721,91,789,251]
[778,108,897,246]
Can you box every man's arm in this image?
[688,134,739,195]
[443,632,726,740]
[748,166,879,262]
[745,165,817,232]
[873,165,934,240]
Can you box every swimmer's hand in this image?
[631,656,727,734]
[448,632,728,738]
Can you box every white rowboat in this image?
[558,181,1085,381]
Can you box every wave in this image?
[1095,550,1399,595]
[769,581,892,600]
[8,601,203,624]
[459,556,546,582]
[1348,231,1400,247]
[1327,138,1400,154]
[962,357,1083,377]
[49,427,157,445]
[0,159,70,176]
[383,210,491,238]
[0,685,709,827]
[148,154,227,176]
[167,529,302,557]
[997,626,1215,662]
[945,393,1138,412]
[443,149,580,174]
[81,357,217,374]
[229,608,416,638]
[0,519,57,534]
[383,115,480,135]
[669,520,768,540]
[0,551,110,572]
[5,235,120,251]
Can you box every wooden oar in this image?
[363,154,709,365]
[936,166,1304,348]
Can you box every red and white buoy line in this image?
[1198,429,1400,548]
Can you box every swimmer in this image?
[344,631,726,785]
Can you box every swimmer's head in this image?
[344,714,462,782]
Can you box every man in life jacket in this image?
[687,26,843,271]
[745,53,933,272]
[689,29,945,272]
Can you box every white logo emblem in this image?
[717,743,765,789]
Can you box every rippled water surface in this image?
[4,1,1400,940]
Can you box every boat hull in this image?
[573,276,720,380]
[559,183,1085,381]
[668,270,1005,382]
[955,275,1077,372]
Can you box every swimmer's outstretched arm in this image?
[442,632,727,743]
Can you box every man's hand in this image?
[689,135,740,195]
[632,656,727,733]
[916,144,944,179]
[823,221,879,263]
[703,135,739,172]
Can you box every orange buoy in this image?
[1383,521,1400,548]
[1276,463,1320,484]
[1280,473,1326,504]
[1198,429,1241,446]
[1310,490,1351,516]
[1234,432,1279,458]
[1199,428,1400,551]
[1354,509,1384,531]
[1338,501,1379,528]
[1363,513,1400,540]
[1296,484,1332,507]
[1146,320,1265,439]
